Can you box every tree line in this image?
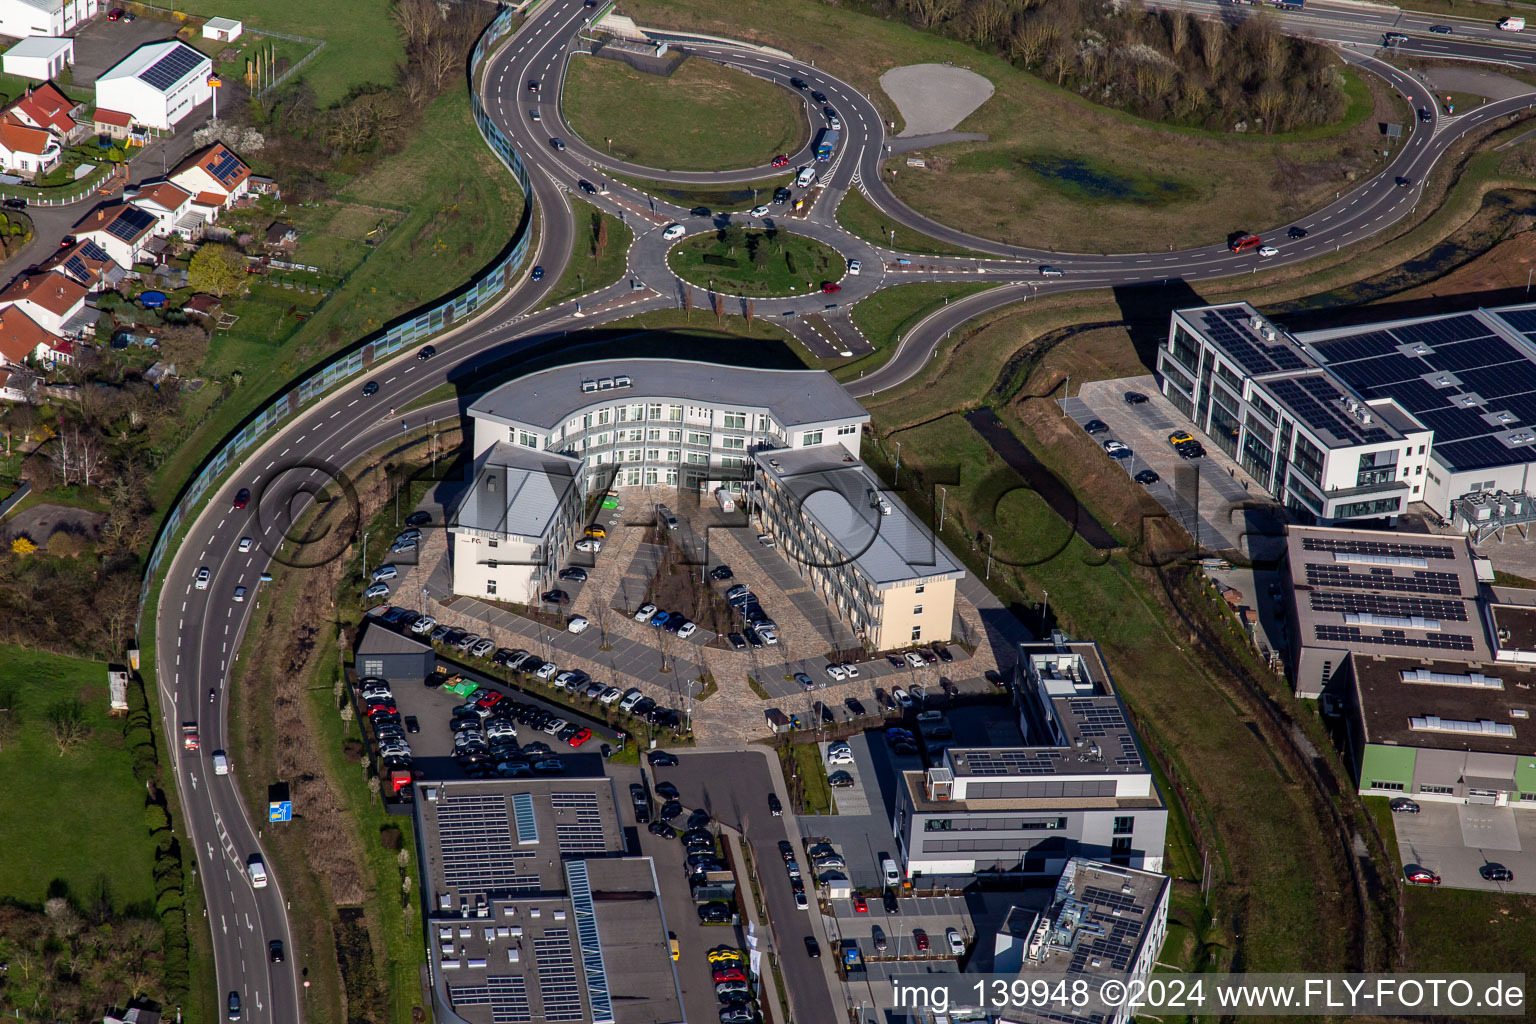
[857,0,1346,133]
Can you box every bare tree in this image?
[1199,17,1226,72]
[744,299,755,326]
[47,698,89,756]
[682,287,694,320]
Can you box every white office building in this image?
[0,0,95,40]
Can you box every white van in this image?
[881,857,901,886]
[795,166,816,188]
[1499,16,1525,30]
[247,857,268,889]
[212,751,230,776]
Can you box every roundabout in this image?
[666,224,847,297]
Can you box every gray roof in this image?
[469,358,868,432]
[754,447,963,586]
[356,621,432,657]
[451,443,579,540]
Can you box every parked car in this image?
[559,567,588,582]
[914,929,930,951]
[804,936,821,958]
[947,928,965,955]
[1405,866,1441,885]
[1390,797,1421,814]
[648,749,679,767]
[1481,864,1514,881]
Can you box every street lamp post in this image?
[985,533,993,580]
[893,440,901,486]
[938,486,947,532]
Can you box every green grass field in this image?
[542,199,635,308]
[668,229,844,296]
[155,88,524,509]
[563,55,806,171]
[837,281,994,378]
[834,188,981,257]
[172,0,404,106]
[0,646,156,914]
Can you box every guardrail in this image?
[136,4,535,624]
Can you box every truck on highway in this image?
[1500,16,1525,31]
[181,722,199,751]
[815,127,839,161]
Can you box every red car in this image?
[772,154,790,168]
[853,895,867,913]
[232,487,251,510]
[58,235,75,249]
[1405,866,1441,885]
[567,727,592,747]
[913,929,929,951]
[820,282,841,294]
[107,8,124,20]
[712,967,747,984]
[475,692,504,711]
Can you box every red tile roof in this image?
[93,108,133,128]
[172,142,250,193]
[0,117,52,157]
[0,272,87,318]
[7,84,78,135]
[130,181,192,211]
[0,307,58,366]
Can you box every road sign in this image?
[268,801,292,823]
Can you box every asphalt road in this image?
[157,0,1536,1017]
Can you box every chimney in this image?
[97,209,105,222]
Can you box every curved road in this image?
[161,0,1536,1019]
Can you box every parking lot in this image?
[1063,376,1287,560]
[68,13,185,85]
[1390,801,1536,894]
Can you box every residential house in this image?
[0,366,38,402]
[0,0,98,40]
[169,142,251,213]
[0,117,58,174]
[263,220,296,251]
[4,81,85,143]
[92,107,133,140]
[128,180,199,239]
[43,237,121,290]
[0,305,68,368]
[247,174,280,198]
[2,37,75,82]
[72,202,158,270]
[183,293,221,320]
[0,270,89,339]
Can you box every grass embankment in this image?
[563,55,806,171]
[624,0,1391,252]
[669,228,844,296]
[835,281,995,378]
[155,88,525,510]
[781,740,832,815]
[0,647,155,912]
[611,172,792,213]
[834,188,983,256]
[172,0,404,105]
[542,199,635,308]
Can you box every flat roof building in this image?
[413,778,684,1024]
[449,443,583,605]
[1282,525,1492,698]
[895,639,1166,883]
[1348,654,1536,808]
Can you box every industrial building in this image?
[355,621,435,682]
[1157,301,1536,523]
[454,359,966,647]
[893,639,1167,882]
[413,778,685,1024]
[94,40,212,130]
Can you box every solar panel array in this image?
[960,748,1061,776]
[566,861,614,1024]
[203,146,245,187]
[1068,917,1142,974]
[1081,886,1147,915]
[1115,734,1141,768]
[1265,377,1392,445]
[1315,624,1477,651]
[437,794,540,893]
[105,206,156,242]
[1308,312,1536,470]
[450,977,533,1024]
[1303,564,1463,596]
[1198,308,1309,375]
[1309,591,1468,621]
[138,43,206,90]
[1066,700,1128,737]
[1302,536,1454,560]
[551,792,607,853]
[532,929,584,1022]
[511,792,538,845]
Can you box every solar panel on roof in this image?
[204,147,245,186]
[1301,537,1454,559]
[138,44,206,91]
[1315,624,1476,651]
[105,206,156,242]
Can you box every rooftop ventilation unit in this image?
[581,380,598,393]
[1400,668,1502,688]
[1408,715,1515,737]
[614,374,632,388]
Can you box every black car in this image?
[405,510,432,527]
[931,642,952,663]
[558,567,588,582]
[789,77,807,90]
[699,902,733,923]
[550,138,566,150]
[844,697,866,715]
[541,589,571,605]
[1,197,25,210]
[742,627,765,649]
[417,345,436,360]
[404,716,420,734]
[1287,225,1309,239]
[1395,175,1412,188]
[1480,864,1514,881]
[659,800,683,820]
[726,632,747,651]
[811,90,826,103]
[648,820,676,838]
[1429,23,1453,33]
[804,936,821,958]
[1123,391,1148,405]
[578,180,597,194]
[690,206,711,216]
[773,186,792,204]
[1135,469,1160,485]
[648,749,679,767]
[779,840,796,861]
[655,781,680,801]
[1175,440,1205,459]
[710,565,734,581]
[268,939,284,963]
[883,889,899,913]
[1389,797,1421,814]
[828,770,855,788]
[768,792,782,816]
[528,79,540,91]
[1083,419,1108,434]
[687,808,712,830]
[362,380,379,396]
[684,827,713,844]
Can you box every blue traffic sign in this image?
[268,801,293,823]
